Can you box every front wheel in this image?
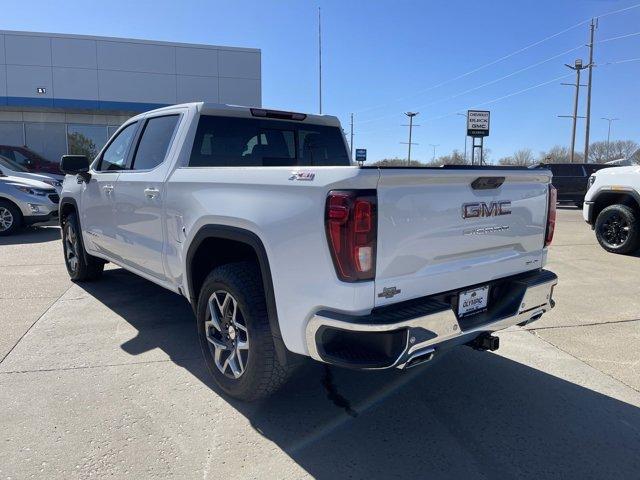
[62,212,104,281]
[196,262,290,401]
[595,204,640,254]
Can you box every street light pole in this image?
[456,113,468,163]
[559,59,588,163]
[584,18,597,164]
[601,117,619,162]
[402,112,419,166]
[429,144,439,162]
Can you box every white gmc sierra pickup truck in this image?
[59,102,558,400]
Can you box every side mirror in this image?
[60,155,91,181]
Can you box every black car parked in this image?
[532,163,614,207]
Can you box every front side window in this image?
[131,115,180,170]
[189,116,349,167]
[97,122,137,172]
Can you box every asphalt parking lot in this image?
[1,208,639,479]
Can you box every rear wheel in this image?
[595,204,640,254]
[196,261,290,401]
[0,200,23,236]
[62,212,104,281]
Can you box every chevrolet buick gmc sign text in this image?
[467,110,490,137]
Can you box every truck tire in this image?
[595,204,640,255]
[196,261,290,401]
[62,212,104,281]
[0,200,23,236]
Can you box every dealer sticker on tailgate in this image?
[458,285,489,317]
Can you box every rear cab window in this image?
[189,116,350,167]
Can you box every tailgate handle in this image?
[471,176,505,190]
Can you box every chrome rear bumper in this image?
[306,269,557,370]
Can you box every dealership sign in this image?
[355,148,367,161]
[467,110,490,137]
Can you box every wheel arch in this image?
[59,197,91,264]
[0,195,23,213]
[185,225,288,362]
[59,196,78,225]
[590,189,640,224]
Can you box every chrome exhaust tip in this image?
[403,348,435,369]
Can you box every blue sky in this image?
[2,0,639,161]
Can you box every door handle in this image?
[144,187,160,199]
[102,184,114,194]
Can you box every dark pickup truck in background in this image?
[532,163,615,208]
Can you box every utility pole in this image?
[401,112,419,166]
[429,144,439,162]
[456,113,468,162]
[318,7,322,115]
[349,113,354,158]
[584,18,598,164]
[559,58,588,163]
[601,117,619,162]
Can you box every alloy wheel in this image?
[601,213,630,247]
[205,290,250,379]
[0,207,14,232]
[64,223,79,273]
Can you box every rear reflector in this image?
[325,190,377,282]
[545,185,557,247]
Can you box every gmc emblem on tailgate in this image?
[462,201,512,219]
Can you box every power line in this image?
[359,44,585,125]
[356,56,640,138]
[601,57,640,65]
[353,2,640,115]
[597,30,640,43]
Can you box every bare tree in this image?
[587,141,609,163]
[608,140,638,161]
[373,157,424,167]
[498,150,534,166]
[429,149,468,166]
[538,145,583,163]
[587,140,638,163]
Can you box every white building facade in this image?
[0,30,261,164]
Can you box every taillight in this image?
[325,190,377,282]
[545,184,557,247]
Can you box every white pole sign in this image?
[467,110,490,137]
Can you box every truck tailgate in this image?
[374,168,551,307]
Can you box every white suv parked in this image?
[0,173,60,235]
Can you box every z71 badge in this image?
[288,171,315,181]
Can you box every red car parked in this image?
[0,145,63,178]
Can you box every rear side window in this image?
[189,115,349,167]
[131,115,180,170]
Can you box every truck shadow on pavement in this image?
[80,268,640,480]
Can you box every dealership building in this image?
[0,30,261,164]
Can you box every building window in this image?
[67,124,108,160]
[0,122,25,148]
[24,123,67,164]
